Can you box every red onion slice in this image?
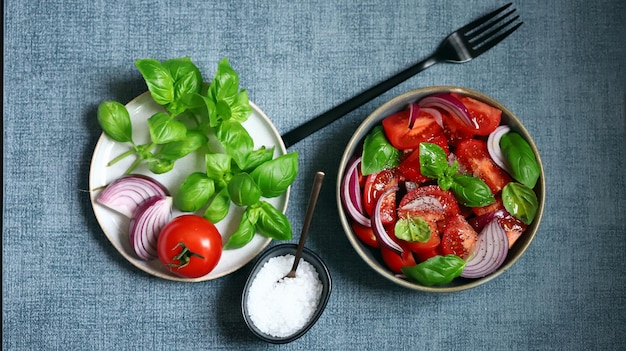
[461,219,508,278]
[371,186,403,254]
[398,195,443,213]
[408,103,420,129]
[341,157,371,227]
[418,93,478,129]
[487,125,511,173]
[96,174,169,217]
[129,196,173,260]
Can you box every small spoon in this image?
[283,171,325,280]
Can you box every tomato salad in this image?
[341,92,541,286]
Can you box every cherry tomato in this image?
[397,133,449,183]
[440,214,478,259]
[363,169,398,225]
[380,244,416,274]
[351,221,379,248]
[157,214,223,278]
[451,93,502,136]
[381,109,442,150]
[455,139,512,194]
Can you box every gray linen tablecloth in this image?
[3,1,625,350]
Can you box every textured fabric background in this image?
[3,1,625,350]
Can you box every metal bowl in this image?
[336,86,545,292]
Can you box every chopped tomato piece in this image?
[351,221,379,248]
[363,169,398,225]
[381,109,442,150]
[397,133,449,184]
[499,215,527,248]
[451,93,502,136]
[441,214,478,259]
[455,139,512,194]
[380,244,417,274]
[398,185,461,219]
[441,109,475,147]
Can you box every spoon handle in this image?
[291,171,325,273]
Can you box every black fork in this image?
[281,3,523,148]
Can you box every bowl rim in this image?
[336,86,545,292]
[241,243,333,343]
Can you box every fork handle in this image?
[281,56,438,148]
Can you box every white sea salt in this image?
[246,254,323,338]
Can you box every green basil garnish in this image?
[175,172,215,212]
[502,182,538,225]
[97,101,133,143]
[361,125,400,175]
[250,152,299,198]
[419,142,494,207]
[224,210,257,249]
[402,255,466,286]
[500,132,540,189]
[394,217,431,243]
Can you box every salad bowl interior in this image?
[336,86,545,292]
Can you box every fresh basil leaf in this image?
[157,130,207,161]
[228,173,262,207]
[419,142,448,179]
[148,112,187,144]
[502,182,538,225]
[205,153,232,185]
[147,158,174,174]
[134,59,174,106]
[180,93,216,128]
[229,90,252,123]
[401,255,466,286]
[254,201,292,240]
[216,120,253,170]
[224,210,257,250]
[209,58,240,104]
[395,217,431,243]
[500,132,540,189]
[361,125,400,175]
[250,152,298,198]
[97,101,133,143]
[175,172,215,212]
[241,146,275,172]
[449,174,495,207]
[204,187,230,223]
[162,57,203,101]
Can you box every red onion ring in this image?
[341,157,371,227]
[418,93,478,129]
[420,107,444,128]
[129,196,172,260]
[408,103,420,129]
[96,174,169,218]
[461,218,508,278]
[371,186,403,254]
[487,125,511,173]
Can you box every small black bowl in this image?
[241,244,332,344]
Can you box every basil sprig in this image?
[502,182,538,225]
[361,126,400,175]
[97,57,298,248]
[419,143,495,207]
[395,217,432,243]
[402,255,466,286]
[499,132,540,189]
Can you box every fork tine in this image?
[466,9,517,41]
[471,21,523,55]
[457,2,513,34]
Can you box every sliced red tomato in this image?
[351,221,379,248]
[401,225,442,262]
[441,109,475,147]
[381,109,442,150]
[363,169,398,225]
[455,139,512,194]
[499,215,527,249]
[398,185,461,219]
[440,214,478,259]
[472,195,504,217]
[397,133,449,184]
[380,244,416,274]
[451,93,502,136]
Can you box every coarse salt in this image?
[246,254,323,338]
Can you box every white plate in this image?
[89,92,289,282]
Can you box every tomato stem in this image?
[167,242,205,269]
